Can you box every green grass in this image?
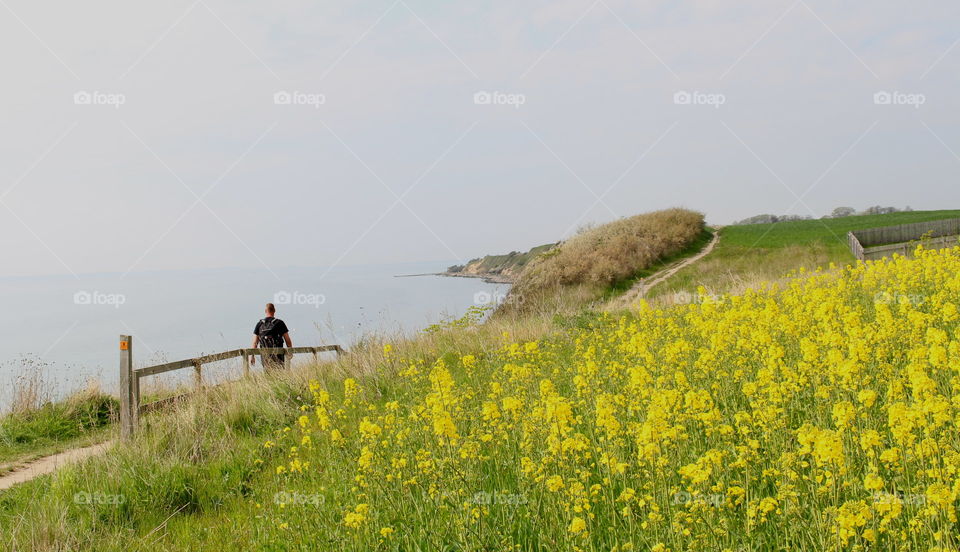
[602,227,715,299]
[3,208,958,550]
[0,393,118,469]
[651,209,960,299]
[0,376,305,551]
[719,210,960,251]
[0,316,554,551]
[450,243,557,276]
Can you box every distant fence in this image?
[848,218,960,261]
[118,336,344,440]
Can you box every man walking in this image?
[251,303,292,370]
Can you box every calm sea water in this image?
[0,261,508,410]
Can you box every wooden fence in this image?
[118,335,344,440]
[847,232,865,262]
[848,218,960,261]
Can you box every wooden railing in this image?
[118,335,344,440]
[847,231,865,261]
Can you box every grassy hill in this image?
[651,209,960,300]
[3,208,960,551]
[447,243,558,282]
[498,208,705,316]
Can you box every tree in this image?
[829,207,856,218]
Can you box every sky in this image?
[1,0,959,278]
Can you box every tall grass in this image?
[652,209,960,301]
[498,208,704,315]
[0,387,118,467]
[0,310,555,551]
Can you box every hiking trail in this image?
[608,231,720,309]
[0,441,113,491]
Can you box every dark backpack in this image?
[258,318,284,348]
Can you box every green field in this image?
[652,209,960,298]
[720,210,960,249]
[0,393,117,471]
[3,208,960,551]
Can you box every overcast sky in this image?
[1,0,958,278]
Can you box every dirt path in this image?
[0,441,113,491]
[608,231,720,309]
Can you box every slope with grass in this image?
[650,209,960,301]
[0,391,117,472]
[446,243,558,283]
[498,208,705,316]
[4,208,960,551]
[606,229,719,310]
[5,246,959,550]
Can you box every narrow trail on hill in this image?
[0,441,113,491]
[608,231,720,309]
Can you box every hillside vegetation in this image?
[499,208,705,316]
[652,209,960,301]
[4,208,960,551]
[447,243,558,282]
[0,390,116,470]
[246,246,960,551]
[8,245,959,550]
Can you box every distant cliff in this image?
[445,243,558,283]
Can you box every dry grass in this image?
[9,360,51,415]
[647,242,836,304]
[498,208,705,315]
[0,311,559,551]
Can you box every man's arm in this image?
[250,334,259,364]
[283,332,292,347]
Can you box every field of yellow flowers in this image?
[265,246,960,551]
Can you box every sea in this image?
[0,261,508,411]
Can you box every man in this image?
[251,303,292,370]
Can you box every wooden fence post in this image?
[119,335,135,440]
[193,360,202,390]
[132,361,140,431]
[242,350,250,378]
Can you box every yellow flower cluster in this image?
[268,246,960,550]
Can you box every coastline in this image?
[394,272,514,285]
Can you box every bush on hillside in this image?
[498,208,704,315]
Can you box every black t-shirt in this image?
[254,317,289,348]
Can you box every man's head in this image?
[265,302,276,316]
